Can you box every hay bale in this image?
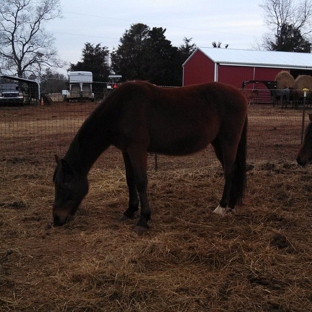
[274,71,294,89]
[293,75,312,100]
[294,75,312,90]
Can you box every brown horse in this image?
[297,113,312,166]
[53,81,248,234]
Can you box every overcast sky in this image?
[48,0,268,73]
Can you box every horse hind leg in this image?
[211,138,233,215]
[213,164,237,215]
[212,122,247,215]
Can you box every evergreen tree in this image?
[269,23,311,52]
[70,43,110,82]
[179,38,197,59]
[142,27,180,85]
[111,23,150,80]
[111,24,196,86]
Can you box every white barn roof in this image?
[186,47,312,70]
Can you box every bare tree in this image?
[0,0,63,78]
[260,0,312,49]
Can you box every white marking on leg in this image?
[213,205,235,215]
[213,205,227,215]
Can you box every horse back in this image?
[106,81,248,155]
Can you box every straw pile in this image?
[274,71,294,89]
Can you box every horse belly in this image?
[148,129,216,156]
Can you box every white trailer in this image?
[66,71,94,102]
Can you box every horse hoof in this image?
[119,213,138,221]
[119,214,130,221]
[118,215,130,222]
[133,225,149,235]
[213,205,235,215]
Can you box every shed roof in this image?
[184,47,312,70]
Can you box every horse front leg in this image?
[127,148,151,235]
[120,152,139,220]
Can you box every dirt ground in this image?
[1,102,312,311]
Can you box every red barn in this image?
[183,48,312,89]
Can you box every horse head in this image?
[53,155,89,226]
[297,114,312,166]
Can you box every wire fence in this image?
[0,99,309,170]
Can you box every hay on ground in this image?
[1,104,312,311]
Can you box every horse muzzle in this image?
[297,158,305,167]
[296,151,311,166]
[296,155,312,167]
[53,210,74,226]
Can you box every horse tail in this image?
[231,116,248,207]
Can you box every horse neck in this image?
[65,106,112,175]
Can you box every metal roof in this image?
[185,47,312,70]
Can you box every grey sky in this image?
[48,0,267,72]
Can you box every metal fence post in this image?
[301,88,309,143]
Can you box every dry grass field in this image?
[1,102,312,311]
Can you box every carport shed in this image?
[0,75,40,104]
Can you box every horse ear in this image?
[55,155,61,165]
[54,155,73,174]
[61,159,73,174]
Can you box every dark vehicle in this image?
[0,83,24,105]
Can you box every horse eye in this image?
[62,173,74,185]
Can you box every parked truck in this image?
[0,83,24,105]
[66,71,94,102]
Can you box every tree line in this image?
[69,24,196,87]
